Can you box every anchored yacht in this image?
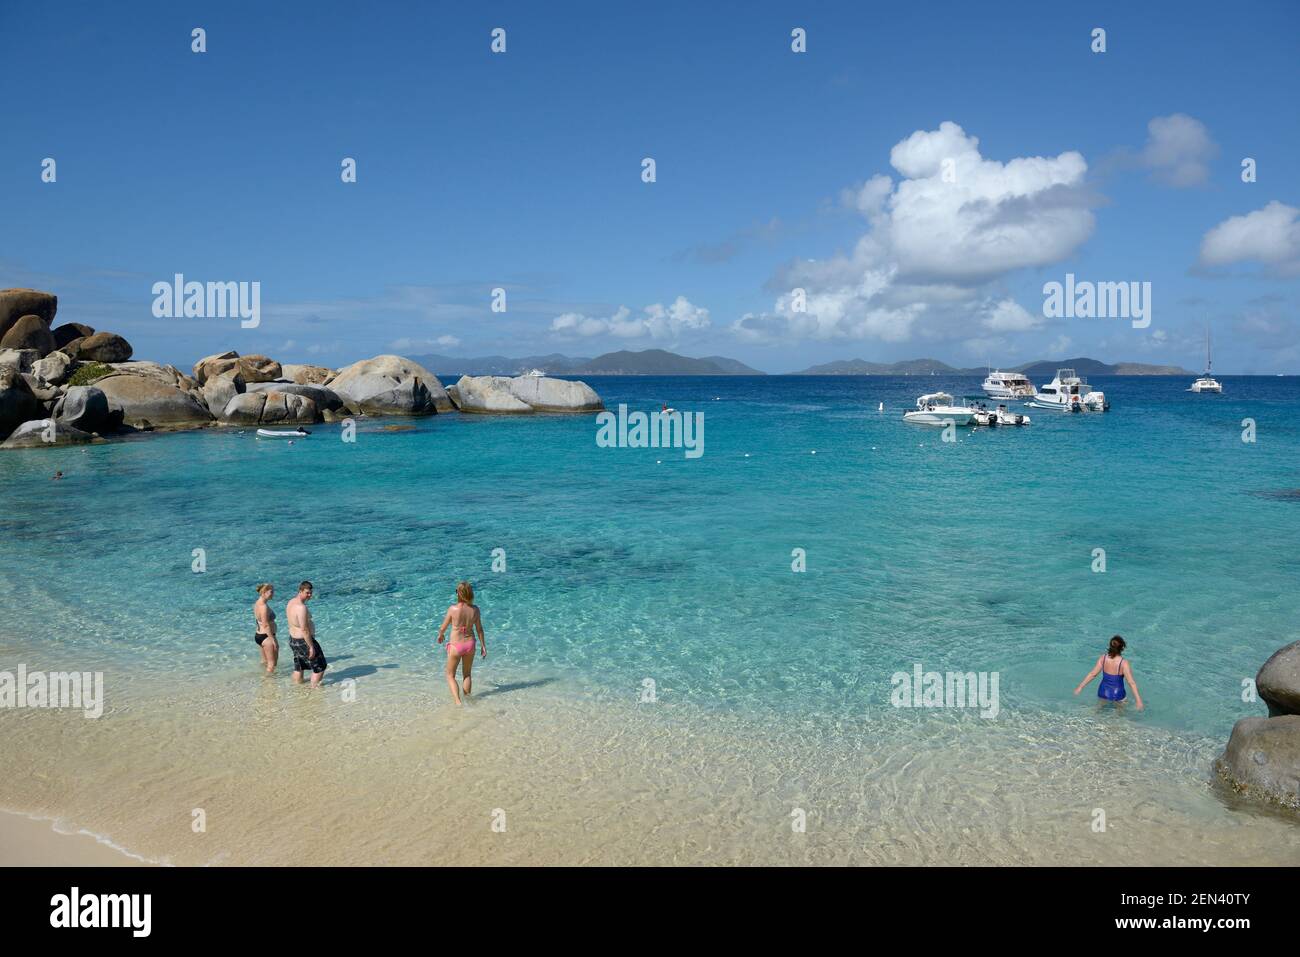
[1027,369,1109,412]
[1189,327,1223,394]
[982,370,1035,400]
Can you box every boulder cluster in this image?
[0,287,604,449]
[1215,640,1300,810]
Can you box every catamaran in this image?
[1189,327,1223,393]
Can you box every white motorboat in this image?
[257,428,310,438]
[1027,369,1108,412]
[965,396,1031,427]
[903,392,976,426]
[982,370,1035,400]
[1189,327,1223,393]
[994,404,1030,426]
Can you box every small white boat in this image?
[982,370,1035,400]
[903,392,976,427]
[1027,369,1109,412]
[523,368,546,377]
[965,397,1032,427]
[257,428,310,438]
[994,404,1030,426]
[1188,326,1223,393]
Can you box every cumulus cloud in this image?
[733,121,1096,344]
[1198,201,1300,277]
[551,296,710,340]
[1139,114,1218,187]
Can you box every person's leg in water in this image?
[460,648,473,698]
[445,650,463,705]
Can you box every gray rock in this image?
[22,374,61,404]
[57,385,114,433]
[1257,640,1300,717]
[1215,714,1300,810]
[0,366,46,440]
[51,322,94,348]
[245,380,343,412]
[506,375,603,412]
[0,314,57,358]
[93,373,212,428]
[448,376,534,414]
[260,391,318,424]
[221,392,266,424]
[281,363,335,385]
[71,332,133,363]
[1,418,96,449]
[202,371,245,418]
[0,289,57,340]
[0,348,39,374]
[329,355,452,415]
[32,350,74,385]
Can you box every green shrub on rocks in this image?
[66,362,114,387]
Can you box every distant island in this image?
[411,348,765,376]
[790,357,1194,376]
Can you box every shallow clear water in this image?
[1,374,1298,863]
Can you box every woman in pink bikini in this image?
[437,581,486,705]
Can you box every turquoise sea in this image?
[1,374,1299,864]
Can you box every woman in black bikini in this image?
[253,583,278,673]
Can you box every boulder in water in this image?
[1257,639,1300,717]
[93,373,212,428]
[447,376,534,414]
[1215,714,1300,810]
[1,418,97,448]
[56,385,115,433]
[328,355,451,415]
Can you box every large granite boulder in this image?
[55,385,115,433]
[1215,714,1300,810]
[70,331,133,363]
[51,322,94,348]
[93,373,212,428]
[193,351,281,385]
[220,390,318,425]
[0,348,39,373]
[0,315,57,358]
[245,381,344,412]
[506,375,603,412]
[1257,640,1300,717]
[0,289,57,340]
[0,366,46,439]
[1,419,97,449]
[32,351,74,386]
[281,363,335,385]
[328,355,451,415]
[202,371,245,417]
[22,373,60,405]
[448,376,534,414]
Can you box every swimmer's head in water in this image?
[256,582,273,598]
[456,580,474,604]
[298,580,314,599]
[1108,635,1126,657]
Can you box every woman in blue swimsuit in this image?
[1074,635,1144,710]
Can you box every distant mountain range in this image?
[790,357,1194,376]
[408,348,1193,378]
[411,348,765,376]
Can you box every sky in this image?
[2,0,1298,373]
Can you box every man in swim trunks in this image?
[286,580,327,688]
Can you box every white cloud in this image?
[733,121,1096,345]
[1198,201,1300,277]
[388,334,462,351]
[1139,114,1217,188]
[551,296,710,340]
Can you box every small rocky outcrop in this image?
[449,374,603,413]
[1,419,97,449]
[1,366,46,439]
[94,373,212,429]
[221,390,319,425]
[328,355,451,416]
[0,315,57,358]
[281,363,335,385]
[245,381,344,413]
[51,322,94,348]
[68,331,133,363]
[1215,640,1300,810]
[0,289,57,340]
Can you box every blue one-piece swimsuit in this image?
[1098,656,1126,701]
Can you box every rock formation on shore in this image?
[1215,639,1300,810]
[0,287,605,449]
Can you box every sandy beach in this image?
[0,810,149,866]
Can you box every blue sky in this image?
[2,0,1298,372]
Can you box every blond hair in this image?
[456,581,474,604]
[256,583,273,596]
